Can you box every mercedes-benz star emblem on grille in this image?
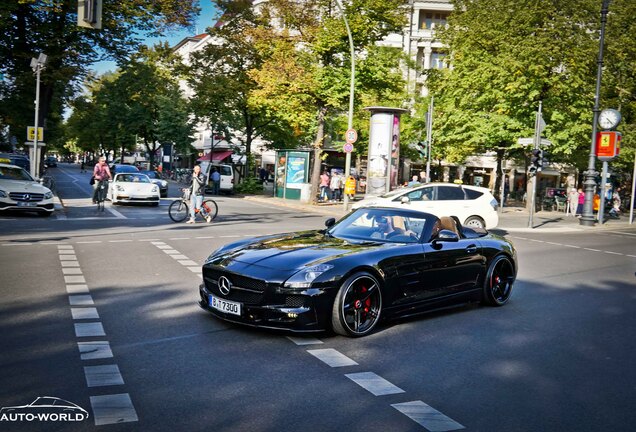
[24,194,30,201]
[218,276,232,295]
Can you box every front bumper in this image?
[198,283,333,333]
[0,200,54,213]
[113,194,159,204]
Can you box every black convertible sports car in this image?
[199,207,517,337]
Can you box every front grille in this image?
[204,270,268,305]
[9,192,44,202]
[285,296,306,308]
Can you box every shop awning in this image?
[197,150,233,162]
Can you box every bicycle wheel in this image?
[97,184,106,211]
[202,199,218,220]
[169,200,189,222]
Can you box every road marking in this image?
[78,341,113,360]
[529,239,544,243]
[196,236,216,239]
[59,250,76,254]
[65,275,86,283]
[606,231,636,237]
[57,245,74,250]
[178,260,198,266]
[90,393,138,426]
[71,307,100,320]
[392,401,465,431]
[545,241,561,245]
[345,372,405,396]
[74,322,105,337]
[169,237,190,240]
[138,238,160,242]
[61,261,80,267]
[109,239,132,243]
[219,235,240,238]
[84,365,125,387]
[151,241,166,245]
[168,254,188,260]
[287,336,324,346]
[69,295,94,305]
[163,250,180,255]
[155,245,173,250]
[59,254,78,260]
[604,251,622,255]
[307,349,358,367]
[1,243,34,246]
[584,248,601,252]
[77,240,103,244]
[107,207,126,219]
[563,245,580,248]
[188,267,201,273]
[62,267,83,275]
[66,284,90,294]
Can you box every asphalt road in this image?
[1,163,635,432]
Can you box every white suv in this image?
[0,162,54,216]
[352,182,499,228]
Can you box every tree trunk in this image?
[310,105,327,204]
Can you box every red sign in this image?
[596,131,621,161]
[343,143,354,153]
[345,128,357,144]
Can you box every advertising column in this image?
[364,107,407,197]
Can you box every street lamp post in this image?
[30,53,47,178]
[333,0,355,210]
[580,0,611,226]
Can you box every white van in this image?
[200,162,234,194]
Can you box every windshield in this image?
[328,208,428,244]
[117,174,151,183]
[0,165,34,181]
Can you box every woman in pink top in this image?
[576,188,584,216]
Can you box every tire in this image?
[482,255,515,306]
[464,216,485,229]
[331,272,382,337]
[169,200,189,222]
[202,199,218,220]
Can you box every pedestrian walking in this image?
[575,188,584,217]
[259,167,268,186]
[319,171,330,202]
[211,168,221,196]
[330,172,342,202]
[567,187,578,216]
[80,160,85,173]
[344,175,356,201]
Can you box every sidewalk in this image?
[243,194,635,232]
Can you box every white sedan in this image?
[108,173,160,206]
[352,182,499,229]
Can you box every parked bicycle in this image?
[95,180,108,212]
[168,188,218,223]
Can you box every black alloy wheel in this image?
[483,255,515,306]
[332,272,382,337]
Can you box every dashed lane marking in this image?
[74,322,105,337]
[345,372,405,396]
[69,295,94,305]
[307,348,358,367]
[64,275,86,284]
[511,236,632,258]
[66,284,89,294]
[78,341,113,360]
[71,307,100,320]
[287,336,324,346]
[392,401,465,431]
[84,365,125,387]
[108,239,132,243]
[90,393,138,426]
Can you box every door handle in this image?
[465,244,477,254]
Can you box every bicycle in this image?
[95,180,109,212]
[168,188,218,223]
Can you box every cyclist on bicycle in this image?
[187,164,211,224]
[92,156,112,203]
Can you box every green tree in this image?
[0,0,198,152]
[248,0,408,201]
[428,0,601,193]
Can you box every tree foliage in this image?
[0,0,198,151]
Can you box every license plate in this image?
[17,201,36,207]
[209,295,241,316]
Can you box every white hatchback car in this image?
[352,182,499,228]
[108,173,160,205]
[0,162,54,216]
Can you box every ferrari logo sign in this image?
[27,127,43,141]
[596,131,621,161]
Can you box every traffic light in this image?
[530,148,544,173]
[78,0,102,29]
[416,141,428,159]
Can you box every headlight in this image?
[0,190,7,198]
[284,264,334,288]
[44,191,53,199]
[161,180,167,187]
[151,185,159,192]
[116,185,125,191]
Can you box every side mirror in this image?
[432,230,459,248]
[325,217,336,228]
[400,196,411,204]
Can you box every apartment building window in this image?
[418,12,448,30]
[430,51,447,69]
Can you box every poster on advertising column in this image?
[365,107,406,196]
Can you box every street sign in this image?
[596,131,621,161]
[345,128,357,144]
[343,143,354,153]
[517,137,553,146]
[27,126,43,141]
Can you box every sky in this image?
[90,1,219,75]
